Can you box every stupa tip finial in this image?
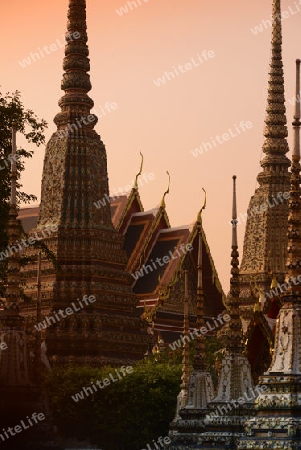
[231,175,238,248]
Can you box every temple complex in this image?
[14,0,295,380]
[14,0,296,383]
[15,0,224,363]
[2,0,301,446]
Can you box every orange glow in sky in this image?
[1,0,300,290]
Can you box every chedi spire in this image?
[38,0,112,230]
[222,175,244,354]
[55,0,97,135]
[257,0,290,186]
[201,176,255,449]
[239,0,291,379]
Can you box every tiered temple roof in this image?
[18,184,225,348]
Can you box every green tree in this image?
[45,359,182,450]
[45,335,223,450]
[0,90,47,294]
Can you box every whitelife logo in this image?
[94,172,155,209]
[71,366,134,402]
[205,385,268,420]
[231,192,290,226]
[153,51,215,87]
[131,244,193,281]
[191,121,253,157]
[57,102,119,139]
[140,435,171,450]
[288,92,301,106]
[263,276,301,301]
[0,412,45,444]
[169,313,231,351]
[0,153,20,171]
[0,342,8,352]
[0,224,58,261]
[34,295,96,331]
[18,32,81,68]
[116,0,150,16]
[250,1,301,35]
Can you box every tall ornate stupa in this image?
[200,176,256,449]
[238,58,301,450]
[239,0,291,378]
[22,0,149,366]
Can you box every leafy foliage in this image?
[45,336,223,449]
[46,359,181,450]
[0,90,47,206]
[0,90,47,295]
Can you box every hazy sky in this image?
[1,0,300,291]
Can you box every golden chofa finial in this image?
[270,274,278,289]
[160,170,170,208]
[196,188,206,224]
[133,150,144,189]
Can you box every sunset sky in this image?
[1,0,300,291]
